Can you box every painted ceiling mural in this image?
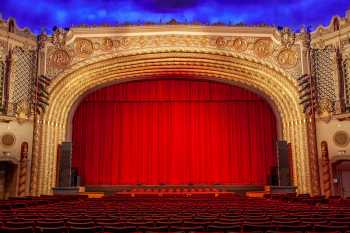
[0,0,349,33]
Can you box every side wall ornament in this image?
[321,141,332,197]
[318,98,333,122]
[280,27,296,48]
[333,130,350,147]
[253,39,273,58]
[52,28,67,48]
[18,142,28,197]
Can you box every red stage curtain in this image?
[72,79,277,185]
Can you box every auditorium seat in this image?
[207,224,241,231]
[68,226,98,233]
[0,226,34,233]
[36,221,65,228]
[276,224,312,232]
[66,221,95,228]
[139,225,169,232]
[4,221,34,228]
[242,223,274,232]
[170,225,205,232]
[313,224,349,232]
[34,226,67,233]
[103,225,138,233]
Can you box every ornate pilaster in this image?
[300,27,321,196]
[306,115,321,196]
[18,142,29,196]
[29,32,47,196]
[334,47,346,113]
[0,50,5,111]
[30,116,43,196]
[320,141,331,197]
[3,50,15,114]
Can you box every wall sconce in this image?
[337,150,346,155]
[2,151,11,157]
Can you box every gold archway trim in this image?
[32,50,310,195]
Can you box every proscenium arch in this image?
[33,49,310,195]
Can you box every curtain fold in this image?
[72,79,277,185]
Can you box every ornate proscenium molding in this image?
[29,24,312,195]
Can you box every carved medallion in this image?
[120,38,130,48]
[138,37,146,48]
[231,37,248,52]
[277,49,298,68]
[333,131,350,148]
[253,39,272,58]
[101,38,114,51]
[216,36,226,48]
[50,49,71,69]
[74,39,94,57]
[1,133,16,146]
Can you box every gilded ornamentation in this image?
[52,28,66,48]
[18,142,29,197]
[215,36,226,48]
[280,27,296,48]
[8,47,36,116]
[15,99,31,123]
[299,26,311,49]
[253,39,272,58]
[93,42,101,50]
[101,38,113,51]
[138,37,146,48]
[31,25,311,195]
[306,115,321,196]
[321,141,331,197]
[32,50,310,196]
[312,39,326,49]
[38,32,48,49]
[114,39,121,49]
[318,98,332,122]
[343,58,350,109]
[74,39,94,57]
[277,49,298,68]
[120,38,130,48]
[50,49,71,69]
[199,37,209,47]
[231,37,248,52]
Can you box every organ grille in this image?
[311,48,337,112]
[0,60,4,111]
[344,58,350,111]
[8,47,36,115]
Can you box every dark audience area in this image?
[0,194,350,233]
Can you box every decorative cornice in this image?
[44,29,303,80]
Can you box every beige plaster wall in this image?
[316,119,350,159]
[0,121,33,160]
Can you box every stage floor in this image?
[85,185,264,196]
